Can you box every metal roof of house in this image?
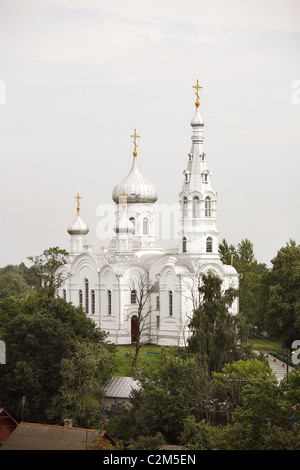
[104,376,140,399]
[0,422,113,450]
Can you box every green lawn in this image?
[247,338,283,353]
[112,339,284,377]
[113,345,162,377]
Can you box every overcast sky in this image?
[0,0,299,268]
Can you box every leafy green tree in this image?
[27,246,69,298]
[260,240,300,348]
[219,238,268,335]
[230,373,288,449]
[0,262,35,299]
[52,340,116,428]
[0,271,28,299]
[0,294,114,424]
[129,348,210,443]
[187,271,248,374]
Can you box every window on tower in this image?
[91,290,95,314]
[131,290,137,304]
[85,278,89,313]
[183,170,190,183]
[206,237,213,253]
[169,290,173,316]
[192,196,200,218]
[79,289,83,308]
[205,196,211,217]
[183,197,188,217]
[107,290,112,315]
[182,236,187,253]
[143,217,149,235]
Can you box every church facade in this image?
[57,83,239,347]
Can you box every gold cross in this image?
[193,79,202,107]
[75,193,82,212]
[120,189,127,209]
[130,129,140,157]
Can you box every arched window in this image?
[91,290,95,314]
[206,237,213,253]
[85,278,89,313]
[192,196,200,218]
[168,290,173,316]
[129,217,135,234]
[183,197,188,217]
[63,289,66,301]
[107,290,112,315]
[143,217,149,235]
[131,290,137,304]
[79,289,83,307]
[205,196,211,217]
[182,236,187,253]
[156,295,160,311]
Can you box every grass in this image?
[113,345,162,377]
[111,339,285,377]
[247,338,283,353]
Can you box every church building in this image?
[57,82,239,346]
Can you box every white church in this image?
[57,82,239,346]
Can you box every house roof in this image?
[0,422,114,450]
[104,376,140,399]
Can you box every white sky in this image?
[0,0,299,267]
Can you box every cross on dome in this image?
[130,129,140,157]
[193,79,202,107]
[75,193,82,213]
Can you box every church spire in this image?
[178,81,219,257]
[67,194,89,255]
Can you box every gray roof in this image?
[104,376,140,399]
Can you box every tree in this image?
[52,340,116,428]
[128,273,157,370]
[128,348,209,444]
[0,271,28,299]
[27,246,69,298]
[0,294,114,424]
[187,271,246,374]
[219,238,268,335]
[260,240,300,348]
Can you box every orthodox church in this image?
[57,82,239,346]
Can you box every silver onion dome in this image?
[67,212,89,236]
[112,156,158,204]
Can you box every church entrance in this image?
[131,315,138,344]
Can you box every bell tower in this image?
[178,81,219,259]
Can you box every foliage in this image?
[86,436,123,450]
[50,339,116,428]
[128,348,210,443]
[27,246,69,298]
[259,240,300,349]
[187,271,251,374]
[0,262,35,300]
[0,293,114,424]
[219,238,268,335]
[131,432,165,450]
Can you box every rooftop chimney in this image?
[64,419,72,428]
